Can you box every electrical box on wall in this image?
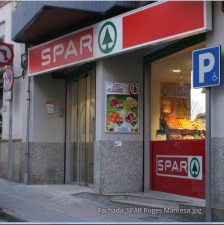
[114,140,122,147]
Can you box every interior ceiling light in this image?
[172,69,181,73]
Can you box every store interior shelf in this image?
[156,117,206,140]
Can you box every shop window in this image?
[151,42,206,141]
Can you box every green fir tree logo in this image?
[129,84,139,95]
[98,21,117,54]
[102,28,113,50]
[190,157,200,178]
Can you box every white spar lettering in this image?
[54,44,64,62]
[65,41,78,59]
[41,34,92,66]
[80,34,92,54]
[42,48,50,66]
[180,161,187,173]
[165,160,171,171]
[157,159,187,173]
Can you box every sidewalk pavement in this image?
[0,178,179,223]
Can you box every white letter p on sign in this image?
[199,53,215,83]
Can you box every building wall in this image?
[94,51,144,193]
[93,39,176,193]
[0,71,67,183]
[3,10,162,185]
[95,52,144,141]
[0,2,25,182]
[0,2,23,139]
[24,74,66,184]
[206,1,224,220]
[30,74,66,143]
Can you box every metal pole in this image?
[24,77,30,184]
[206,87,212,221]
[7,94,13,180]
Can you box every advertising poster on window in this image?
[160,83,191,119]
[106,82,139,133]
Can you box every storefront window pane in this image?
[150,42,206,199]
[151,42,206,141]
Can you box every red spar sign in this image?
[28,1,210,76]
[156,155,202,180]
[28,28,93,76]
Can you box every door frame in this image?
[65,63,96,184]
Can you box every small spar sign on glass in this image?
[106,82,139,133]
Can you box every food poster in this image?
[106,82,139,133]
[160,83,191,119]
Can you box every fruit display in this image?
[163,117,206,130]
[193,121,205,130]
[193,114,206,130]
[161,116,206,140]
[169,133,193,140]
[169,133,206,140]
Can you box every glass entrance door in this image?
[71,72,95,186]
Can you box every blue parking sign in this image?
[192,45,221,88]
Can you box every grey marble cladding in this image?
[28,142,65,184]
[94,140,143,193]
[0,141,65,184]
[0,140,22,182]
[211,137,224,211]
